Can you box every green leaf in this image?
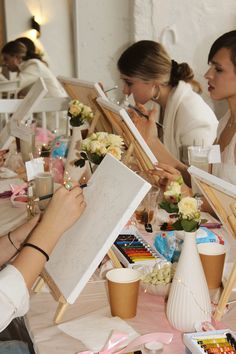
[80,152,88,160]
[74,158,86,168]
[171,219,183,230]
[181,219,199,232]
[70,116,83,127]
[159,200,179,213]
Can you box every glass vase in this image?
[64,127,87,182]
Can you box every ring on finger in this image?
[64,180,73,191]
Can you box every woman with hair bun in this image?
[15,37,47,66]
[118,40,218,162]
[1,40,65,98]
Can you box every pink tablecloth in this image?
[26,280,217,354]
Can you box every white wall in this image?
[133,0,236,117]
[73,0,133,101]
[4,0,74,77]
[3,0,236,116]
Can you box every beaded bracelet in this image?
[8,232,20,252]
[23,243,49,262]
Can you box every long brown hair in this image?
[2,39,47,65]
[117,40,202,93]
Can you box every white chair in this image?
[0,97,70,134]
[0,79,20,99]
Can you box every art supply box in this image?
[112,227,164,268]
[183,329,236,354]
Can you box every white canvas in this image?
[188,166,236,198]
[45,154,151,304]
[96,97,158,164]
[188,165,236,239]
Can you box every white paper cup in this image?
[197,243,226,289]
[106,268,141,319]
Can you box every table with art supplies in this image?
[1,168,235,354]
[1,102,236,354]
[22,221,236,354]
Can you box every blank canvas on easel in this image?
[45,154,151,305]
[188,165,236,321]
[57,76,112,133]
[96,97,158,185]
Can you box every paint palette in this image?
[183,329,236,354]
[112,228,164,268]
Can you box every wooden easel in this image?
[191,173,236,321]
[57,76,112,134]
[96,98,159,185]
[33,248,122,324]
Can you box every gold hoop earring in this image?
[152,86,160,102]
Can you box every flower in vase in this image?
[74,132,124,168]
[172,196,202,232]
[159,180,182,214]
[68,100,94,127]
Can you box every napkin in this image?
[0,167,18,179]
[58,307,139,352]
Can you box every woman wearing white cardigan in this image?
[117,40,218,162]
[1,40,65,98]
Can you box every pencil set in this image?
[184,330,236,354]
[112,232,164,268]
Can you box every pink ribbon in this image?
[10,183,28,207]
[76,330,173,354]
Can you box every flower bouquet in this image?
[74,132,124,169]
[159,180,182,213]
[171,196,202,232]
[68,100,94,127]
[158,178,183,230]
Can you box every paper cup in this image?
[35,172,54,210]
[197,243,226,289]
[106,268,141,319]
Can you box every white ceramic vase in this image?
[64,127,87,182]
[166,231,211,332]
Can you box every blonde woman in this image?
[117,40,218,162]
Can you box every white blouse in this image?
[18,59,66,98]
[212,111,236,185]
[0,265,29,332]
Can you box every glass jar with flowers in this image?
[166,196,212,332]
[74,132,124,173]
[64,100,94,181]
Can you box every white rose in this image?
[82,105,93,118]
[107,146,122,160]
[108,134,124,147]
[89,141,102,153]
[164,181,181,198]
[178,197,200,220]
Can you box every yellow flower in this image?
[69,104,82,116]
